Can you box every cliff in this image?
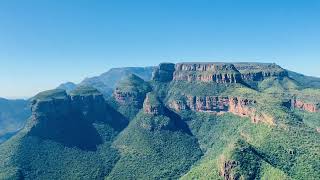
[30,87,125,151]
[151,62,289,85]
[173,63,242,83]
[152,63,175,82]
[234,63,288,81]
[169,95,274,125]
[290,99,319,112]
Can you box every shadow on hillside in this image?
[164,107,193,135]
[28,112,103,151]
[104,104,129,132]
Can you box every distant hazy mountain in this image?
[56,82,77,93]
[1,62,319,179]
[0,98,30,143]
[287,70,320,88]
[78,67,154,96]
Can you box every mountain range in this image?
[0,62,319,179]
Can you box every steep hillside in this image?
[0,87,128,179]
[288,70,320,89]
[107,92,202,179]
[110,74,152,120]
[151,62,319,179]
[0,98,30,143]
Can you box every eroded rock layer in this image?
[152,63,175,82]
[234,63,288,81]
[290,99,319,112]
[169,96,274,124]
[143,93,164,115]
[173,63,242,83]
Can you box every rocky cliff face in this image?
[173,63,242,83]
[29,88,116,150]
[151,62,289,85]
[143,93,164,115]
[234,63,288,81]
[113,90,145,106]
[152,63,175,82]
[219,160,238,180]
[289,99,319,112]
[169,96,274,124]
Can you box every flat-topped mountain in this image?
[0,62,319,179]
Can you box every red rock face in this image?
[169,96,274,125]
[291,99,318,112]
[186,96,229,112]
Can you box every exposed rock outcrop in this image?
[234,63,288,81]
[113,90,145,106]
[143,93,164,115]
[151,62,289,84]
[173,63,242,83]
[169,96,274,124]
[219,160,239,180]
[286,99,319,112]
[152,63,175,82]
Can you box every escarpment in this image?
[152,63,175,82]
[151,62,290,85]
[169,96,274,124]
[234,63,288,81]
[173,63,242,83]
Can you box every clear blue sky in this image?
[0,0,319,98]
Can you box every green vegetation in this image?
[110,74,152,120]
[32,89,68,101]
[107,111,202,179]
[288,70,320,89]
[0,98,30,143]
[69,86,102,96]
[0,63,319,179]
[115,74,151,94]
[79,66,154,96]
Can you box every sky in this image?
[0,0,319,98]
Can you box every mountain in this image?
[287,70,320,89]
[0,98,30,144]
[56,82,77,93]
[77,66,154,96]
[0,62,319,179]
